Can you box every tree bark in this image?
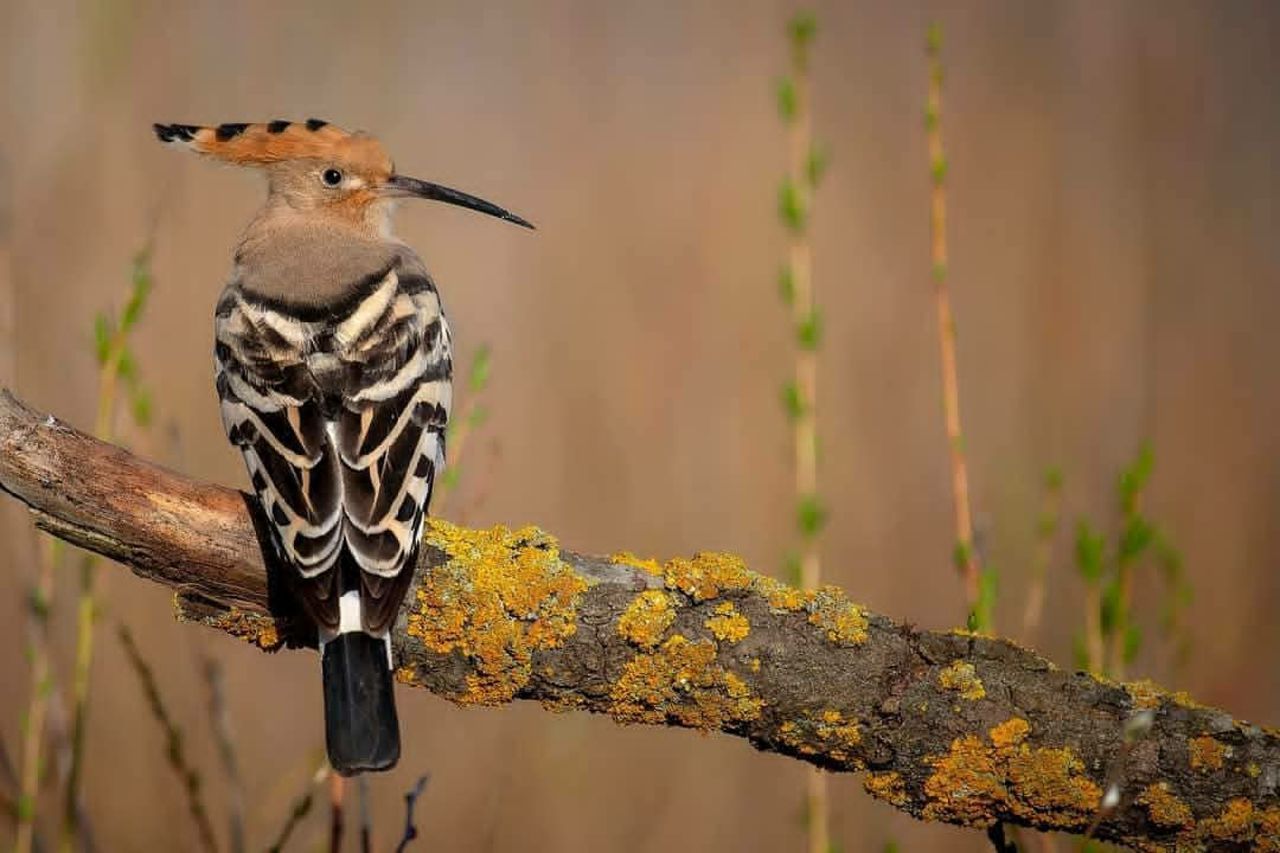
[0,388,1275,851]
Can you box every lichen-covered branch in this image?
[0,388,1275,851]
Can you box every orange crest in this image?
[153,119,392,177]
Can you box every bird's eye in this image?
[321,168,343,187]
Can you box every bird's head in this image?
[154,119,533,234]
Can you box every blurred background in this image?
[2,0,1278,850]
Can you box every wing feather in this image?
[214,267,450,636]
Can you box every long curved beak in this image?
[383,174,534,229]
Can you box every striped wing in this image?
[214,267,451,635]
[334,271,451,633]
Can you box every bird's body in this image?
[156,119,531,774]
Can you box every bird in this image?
[154,118,532,774]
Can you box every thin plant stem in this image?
[60,355,122,852]
[926,23,982,618]
[357,775,372,853]
[779,11,828,853]
[202,654,245,853]
[328,774,345,853]
[15,535,62,853]
[432,344,492,518]
[269,759,329,853]
[1021,469,1063,641]
[118,625,217,851]
[1084,582,1104,676]
[61,246,153,850]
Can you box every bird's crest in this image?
[153,119,391,174]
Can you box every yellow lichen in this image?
[939,661,986,701]
[777,709,863,766]
[705,601,750,644]
[1125,679,1164,710]
[1137,782,1193,829]
[405,520,590,705]
[611,551,664,577]
[816,714,862,764]
[749,657,761,672]
[609,635,762,729]
[663,551,753,601]
[617,589,676,650]
[806,585,868,646]
[1188,734,1228,771]
[921,717,1101,830]
[864,771,908,807]
[752,574,808,612]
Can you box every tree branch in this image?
[0,388,1275,850]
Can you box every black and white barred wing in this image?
[333,271,451,634]
[214,289,345,629]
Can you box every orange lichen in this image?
[921,716,1101,830]
[179,600,280,650]
[939,661,986,701]
[705,601,750,644]
[538,693,585,714]
[863,771,908,807]
[805,585,868,646]
[405,520,590,705]
[609,635,762,729]
[617,590,676,650]
[610,551,664,577]
[1188,734,1227,771]
[1258,808,1280,852]
[1199,798,1254,843]
[663,551,753,602]
[990,717,1030,749]
[1137,782,1192,829]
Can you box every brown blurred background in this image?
[2,0,1279,850]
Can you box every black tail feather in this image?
[322,632,400,775]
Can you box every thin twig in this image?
[393,775,430,853]
[925,22,983,621]
[118,625,217,852]
[201,654,244,853]
[986,821,1019,852]
[268,759,329,853]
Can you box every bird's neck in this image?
[233,210,404,310]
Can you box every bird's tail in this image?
[321,617,400,775]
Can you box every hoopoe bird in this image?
[155,119,531,774]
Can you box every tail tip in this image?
[322,631,401,775]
